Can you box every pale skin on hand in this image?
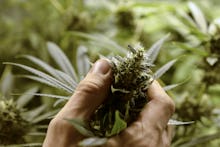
[43,59,175,147]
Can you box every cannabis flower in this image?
[0,96,28,145]
[89,45,154,137]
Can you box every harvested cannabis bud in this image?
[88,45,154,137]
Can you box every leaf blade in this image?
[154,59,177,79]
[188,2,207,33]
[47,42,78,81]
[145,34,170,64]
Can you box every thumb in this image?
[58,59,112,120]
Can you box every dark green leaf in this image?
[109,110,127,136]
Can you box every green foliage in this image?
[1,0,220,146]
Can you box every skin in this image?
[43,59,175,147]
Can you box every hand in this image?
[43,59,175,147]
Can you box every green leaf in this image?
[78,137,107,147]
[179,131,220,147]
[163,83,181,91]
[65,118,94,137]
[154,59,177,79]
[0,66,14,97]
[16,92,69,100]
[145,34,170,64]
[109,110,127,136]
[23,105,46,122]
[32,109,59,123]
[174,42,208,56]
[4,62,73,93]
[163,77,190,91]
[21,55,77,89]
[76,45,90,79]
[188,2,207,33]
[16,86,39,108]
[47,42,78,81]
[168,119,194,125]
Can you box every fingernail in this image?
[91,59,111,74]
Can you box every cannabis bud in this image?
[0,97,28,145]
[88,45,154,137]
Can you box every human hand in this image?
[43,59,175,147]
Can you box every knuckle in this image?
[49,118,64,129]
[160,96,175,115]
[76,79,104,95]
[49,117,71,130]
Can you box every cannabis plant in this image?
[0,66,57,146]
[165,2,220,146]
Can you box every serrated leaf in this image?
[78,137,107,147]
[154,59,177,79]
[47,42,78,81]
[17,75,67,91]
[145,34,170,64]
[168,119,194,125]
[16,86,39,108]
[55,69,78,89]
[4,62,73,93]
[21,55,60,79]
[65,118,94,137]
[76,46,90,79]
[21,55,77,89]
[109,110,127,136]
[188,2,207,33]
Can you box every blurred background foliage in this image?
[1,0,220,146]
